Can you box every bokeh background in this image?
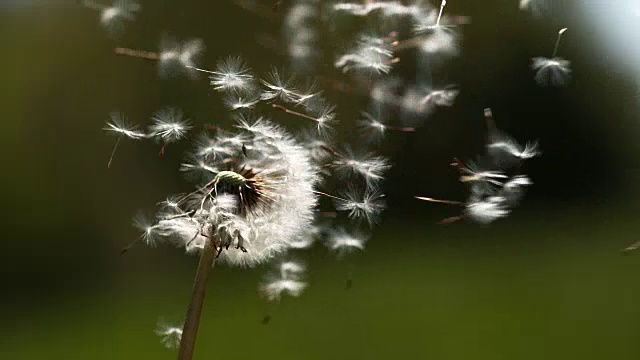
[3,0,640,359]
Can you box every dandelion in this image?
[155,319,183,350]
[532,28,571,86]
[83,0,141,35]
[148,108,192,157]
[113,56,384,358]
[103,112,146,168]
[114,36,205,79]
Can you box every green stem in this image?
[177,236,217,360]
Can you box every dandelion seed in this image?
[189,56,255,92]
[519,0,549,17]
[132,211,166,247]
[484,108,541,167]
[358,111,415,143]
[335,35,397,76]
[114,36,205,79]
[330,146,391,186]
[155,319,183,350]
[260,68,299,102]
[532,28,571,86]
[223,90,261,110]
[465,196,511,224]
[259,261,308,301]
[415,193,510,225]
[272,101,336,137]
[332,1,422,18]
[325,227,369,257]
[419,86,459,109]
[84,0,141,35]
[499,175,533,207]
[331,186,386,226]
[148,108,192,157]
[456,159,509,185]
[103,112,145,168]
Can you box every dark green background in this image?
[3,1,640,359]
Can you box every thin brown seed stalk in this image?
[384,124,416,133]
[177,235,217,360]
[114,47,160,60]
[272,104,320,123]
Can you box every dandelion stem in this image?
[177,235,217,360]
[107,136,122,168]
[114,47,160,60]
[551,28,568,58]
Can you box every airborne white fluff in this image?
[84,0,141,35]
[259,260,308,301]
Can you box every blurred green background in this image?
[3,1,640,359]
